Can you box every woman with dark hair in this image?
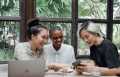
[14,18,49,60]
[75,21,120,76]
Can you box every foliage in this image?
[0,0,19,16]
[0,21,19,60]
[36,0,71,44]
[36,0,71,17]
[36,0,120,49]
[113,24,120,49]
[78,0,106,19]
[0,49,14,61]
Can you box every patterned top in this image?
[14,42,45,61]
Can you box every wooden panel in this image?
[72,0,78,58]
[20,0,36,42]
[0,16,20,21]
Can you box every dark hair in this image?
[79,21,91,35]
[49,26,62,38]
[27,18,48,40]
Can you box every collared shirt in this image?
[44,44,75,65]
[14,42,45,61]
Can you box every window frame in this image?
[0,0,120,64]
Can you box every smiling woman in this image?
[14,18,49,60]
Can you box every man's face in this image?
[50,30,63,50]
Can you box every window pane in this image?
[77,23,106,55]
[113,0,120,20]
[113,24,120,53]
[0,21,20,61]
[0,0,19,16]
[78,0,107,19]
[40,22,71,44]
[36,0,71,17]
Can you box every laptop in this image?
[8,60,46,77]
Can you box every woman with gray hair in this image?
[75,21,120,76]
[79,21,120,68]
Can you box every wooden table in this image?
[45,71,118,77]
[0,64,118,77]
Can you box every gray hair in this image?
[79,21,104,37]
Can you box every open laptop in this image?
[8,60,46,77]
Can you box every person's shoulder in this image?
[15,42,29,49]
[62,44,74,55]
[43,44,52,51]
[62,44,73,49]
[101,39,117,50]
[16,42,29,46]
[44,44,51,48]
[43,44,52,54]
[102,39,114,46]
[14,42,30,56]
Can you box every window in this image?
[113,0,120,20]
[36,0,71,17]
[0,0,20,63]
[0,21,19,61]
[36,0,120,58]
[113,24,120,52]
[0,0,19,16]
[0,0,120,63]
[78,0,107,19]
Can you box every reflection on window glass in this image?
[113,24,120,53]
[0,0,19,16]
[78,0,107,19]
[0,21,19,61]
[113,0,120,20]
[77,23,106,55]
[36,0,71,17]
[40,22,71,44]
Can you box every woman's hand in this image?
[100,68,119,76]
[75,62,97,74]
[75,63,87,74]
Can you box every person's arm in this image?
[75,65,119,76]
[100,67,119,76]
[116,68,120,76]
[70,46,76,64]
[74,60,95,75]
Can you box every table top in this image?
[0,64,118,77]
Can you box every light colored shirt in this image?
[44,44,75,65]
[14,42,45,61]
